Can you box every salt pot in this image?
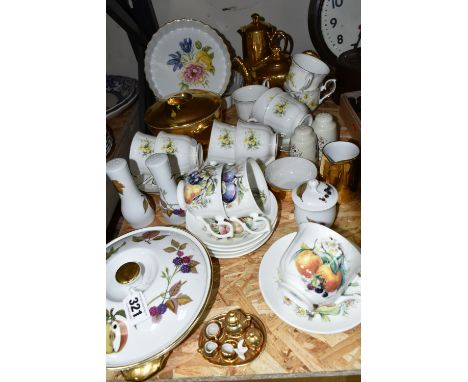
[106,158,155,229]
[311,113,337,160]
[145,153,185,225]
[292,179,338,227]
[289,123,318,165]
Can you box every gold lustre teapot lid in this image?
[238,13,275,34]
[144,89,221,130]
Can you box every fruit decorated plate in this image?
[185,191,278,249]
[145,19,231,99]
[208,226,276,258]
[259,232,361,334]
[106,226,213,370]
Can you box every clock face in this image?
[320,0,361,58]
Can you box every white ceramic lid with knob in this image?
[292,179,338,212]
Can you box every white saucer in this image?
[208,227,275,258]
[185,191,278,249]
[259,232,361,334]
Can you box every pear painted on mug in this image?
[184,184,203,204]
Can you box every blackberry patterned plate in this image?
[106,226,212,370]
[145,19,231,99]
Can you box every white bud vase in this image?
[145,153,186,225]
[311,113,337,160]
[289,124,318,165]
[106,158,155,229]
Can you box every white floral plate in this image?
[106,226,212,369]
[185,191,278,249]
[145,19,231,99]
[259,232,361,335]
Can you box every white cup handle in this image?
[319,79,337,104]
[261,79,270,88]
[176,180,187,210]
[230,214,270,235]
[198,216,234,239]
[300,73,315,91]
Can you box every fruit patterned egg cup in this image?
[198,309,267,366]
[277,222,361,312]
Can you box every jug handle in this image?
[271,30,293,55]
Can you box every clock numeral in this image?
[332,0,343,8]
[337,35,343,44]
[330,18,337,28]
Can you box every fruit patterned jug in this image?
[277,222,361,311]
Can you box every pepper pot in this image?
[289,123,318,165]
[292,179,338,227]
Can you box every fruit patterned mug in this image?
[277,222,361,311]
[177,162,234,239]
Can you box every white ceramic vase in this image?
[145,153,185,225]
[106,158,155,229]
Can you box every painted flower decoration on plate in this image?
[167,37,216,91]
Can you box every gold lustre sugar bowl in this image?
[144,89,222,149]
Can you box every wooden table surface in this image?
[107,99,361,381]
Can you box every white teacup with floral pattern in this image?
[285,53,330,92]
[235,120,278,165]
[154,131,203,175]
[263,93,313,150]
[129,131,203,177]
[277,222,361,312]
[177,162,234,239]
[129,132,158,176]
[232,82,270,121]
[221,159,271,235]
[289,79,336,112]
[250,87,283,124]
[206,120,236,164]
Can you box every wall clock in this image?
[308,0,361,67]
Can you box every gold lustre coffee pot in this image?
[233,13,292,85]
